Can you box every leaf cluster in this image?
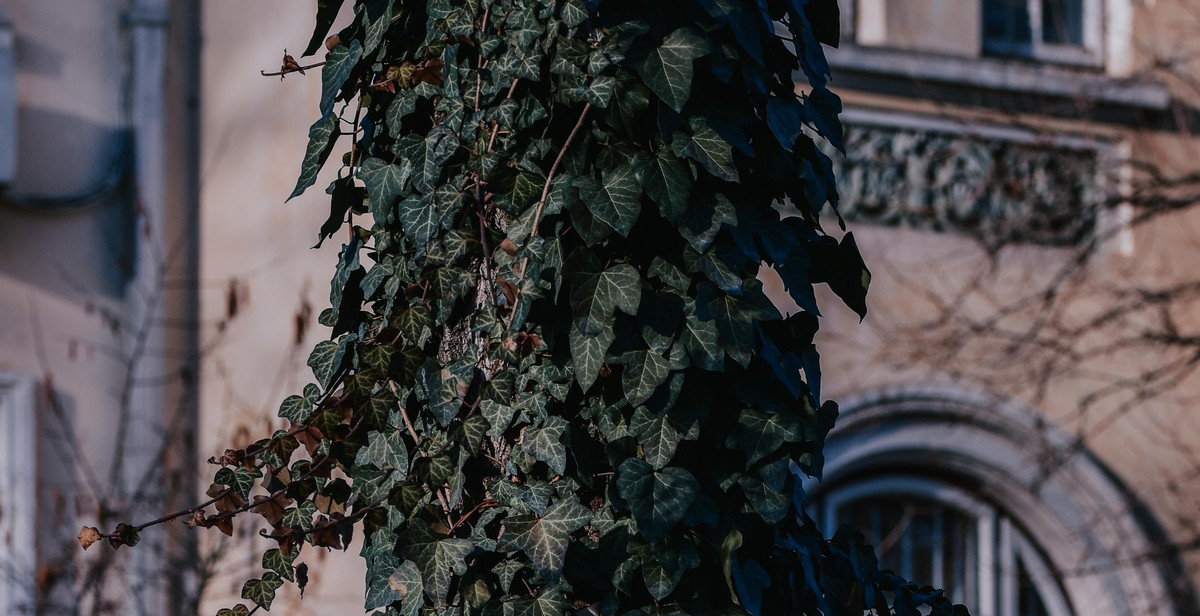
[197,1,966,615]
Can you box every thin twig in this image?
[260,61,326,77]
[531,103,591,239]
[506,103,592,325]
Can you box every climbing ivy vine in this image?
[84,1,968,614]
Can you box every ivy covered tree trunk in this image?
[86,1,967,614]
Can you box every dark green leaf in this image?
[481,399,519,437]
[695,282,775,368]
[278,394,311,424]
[241,572,283,610]
[498,498,591,577]
[616,459,698,542]
[621,349,672,407]
[641,150,692,222]
[303,0,346,56]
[577,164,642,237]
[737,409,802,465]
[523,416,568,475]
[215,466,261,501]
[636,28,708,112]
[630,407,682,470]
[360,157,413,224]
[675,116,739,182]
[320,40,363,117]
[398,520,473,604]
[386,560,424,615]
[361,0,391,55]
[355,429,410,476]
[570,325,615,391]
[560,0,588,27]
[288,113,339,201]
[262,548,296,583]
[567,251,641,335]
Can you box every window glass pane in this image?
[1017,557,1052,616]
[840,496,977,610]
[1042,0,1084,45]
[983,0,1032,48]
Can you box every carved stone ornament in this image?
[830,123,1102,247]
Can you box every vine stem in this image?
[97,418,364,541]
[506,102,592,325]
[447,498,497,533]
[260,61,326,77]
[530,103,591,240]
[121,488,231,533]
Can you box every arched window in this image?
[805,386,1184,616]
[819,475,1072,616]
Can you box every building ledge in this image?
[826,44,1170,111]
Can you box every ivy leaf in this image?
[398,519,473,603]
[767,95,804,152]
[241,572,283,610]
[622,349,672,407]
[585,75,617,108]
[805,86,845,153]
[570,325,615,391]
[303,0,346,56]
[386,560,425,616]
[396,194,439,249]
[566,251,641,335]
[360,157,413,224]
[631,407,683,470]
[288,113,339,201]
[737,409,803,465]
[320,40,363,117]
[738,475,789,523]
[679,192,736,254]
[215,467,261,501]
[355,429,410,477]
[616,459,699,542]
[636,28,708,112]
[809,232,870,320]
[681,301,724,371]
[696,282,775,368]
[641,150,692,222]
[560,0,588,27]
[307,338,348,389]
[215,605,251,616]
[731,556,770,616]
[675,116,739,182]
[523,416,569,475]
[481,399,519,437]
[361,0,391,55]
[577,164,642,237]
[278,394,311,424]
[498,498,591,577]
[262,548,296,583]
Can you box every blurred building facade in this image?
[804,1,1200,616]
[3,0,1200,615]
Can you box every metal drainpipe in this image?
[0,7,15,186]
[123,0,169,613]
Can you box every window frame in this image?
[0,373,37,615]
[804,385,1181,616]
[982,0,1105,67]
[817,474,1075,616]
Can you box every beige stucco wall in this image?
[197,1,366,612]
